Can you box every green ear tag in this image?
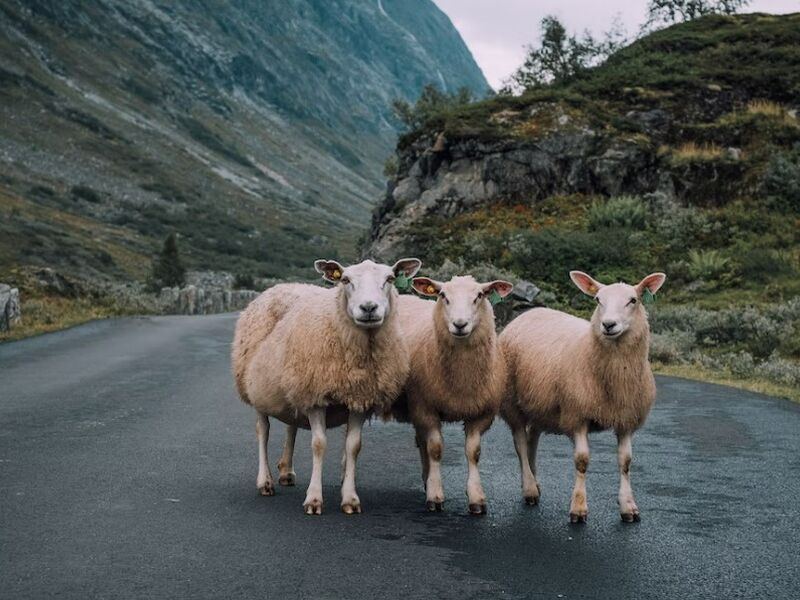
[490,289,503,306]
[642,288,656,305]
[394,273,410,291]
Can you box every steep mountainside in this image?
[0,0,488,280]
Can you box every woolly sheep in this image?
[231,257,422,515]
[396,275,513,514]
[499,271,666,523]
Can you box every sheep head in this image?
[570,271,666,341]
[412,275,512,338]
[315,258,421,328]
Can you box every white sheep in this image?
[396,275,513,514]
[499,271,666,523]
[231,257,421,515]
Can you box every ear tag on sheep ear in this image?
[642,288,656,305]
[394,273,410,291]
[489,289,503,306]
[331,269,342,281]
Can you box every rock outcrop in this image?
[366,130,668,261]
[0,284,21,332]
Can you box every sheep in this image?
[499,271,666,523]
[231,257,422,515]
[396,275,513,514]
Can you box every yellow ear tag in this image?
[587,283,598,295]
[426,285,436,295]
[332,270,341,280]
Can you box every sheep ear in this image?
[314,259,345,283]
[636,272,666,296]
[392,258,422,278]
[482,280,514,298]
[570,271,604,296]
[411,277,442,297]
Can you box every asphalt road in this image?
[1,314,798,599]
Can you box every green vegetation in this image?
[149,233,186,290]
[391,84,475,132]
[383,13,800,399]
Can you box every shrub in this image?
[650,330,695,363]
[735,248,796,283]
[686,248,731,280]
[755,353,800,387]
[150,233,185,290]
[761,151,800,211]
[588,195,647,230]
[233,272,255,290]
[71,185,103,204]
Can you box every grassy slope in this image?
[390,13,800,400]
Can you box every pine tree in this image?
[151,232,186,289]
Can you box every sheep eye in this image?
[628,297,637,305]
[386,276,395,286]
[475,292,484,303]
[341,277,350,285]
[594,296,601,304]
[439,292,449,304]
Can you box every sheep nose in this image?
[360,301,378,314]
[602,320,617,332]
[453,320,468,330]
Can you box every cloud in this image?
[434,0,800,89]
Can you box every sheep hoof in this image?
[569,512,587,524]
[524,495,539,506]
[468,502,487,515]
[303,499,323,515]
[425,500,444,512]
[258,482,275,496]
[341,502,362,515]
[621,512,640,523]
[278,473,296,486]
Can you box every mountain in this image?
[0,0,488,281]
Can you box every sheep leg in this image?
[256,412,275,496]
[303,407,326,515]
[424,424,445,511]
[277,424,297,486]
[617,431,640,522]
[414,427,429,488]
[527,427,542,502]
[341,411,365,514]
[511,423,540,505]
[569,426,590,524]
[464,417,491,515]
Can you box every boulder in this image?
[511,280,540,304]
[0,284,21,332]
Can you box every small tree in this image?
[501,15,624,94]
[151,232,186,289]
[391,84,474,131]
[644,0,749,28]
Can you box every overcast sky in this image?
[433,0,800,89]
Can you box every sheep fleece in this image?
[500,308,655,434]
[232,283,410,414]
